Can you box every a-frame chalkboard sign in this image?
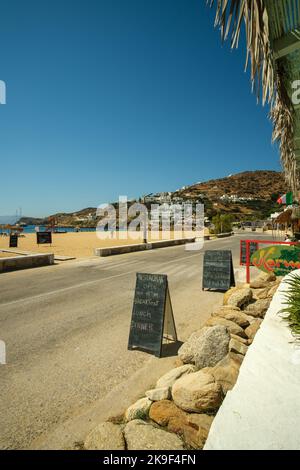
[128,273,177,358]
[36,231,52,246]
[240,241,259,265]
[202,250,235,291]
[9,234,18,248]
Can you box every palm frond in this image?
[270,68,297,194]
[208,0,297,194]
[208,0,274,104]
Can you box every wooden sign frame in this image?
[128,273,177,358]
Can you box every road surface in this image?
[0,232,273,449]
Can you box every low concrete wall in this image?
[95,243,149,257]
[0,253,54,273]
[150,238,195,249]
[94,238,195,257]
[204,270,300,450]
[215,232,233,238]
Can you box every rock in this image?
[177,331,202,364]
[212,310,250,328]
[124,419,184,450]
[213,305,241,313]
[125,397,152,422]
[258,298,271,311]
[250,279,269,289]
[205,316,247,338]
[151,403,214,450]
[230,333,249,345]
[149,400,187,427]
[258,271,276,282]
[251,272,277,289]
[227,287,253,308]
[156,364,197,390]
[223,287,239,305]
[244,299,270,318]
[84,422,125,450]
[145,387,170,401]
[178,326,230,369]
[267,284,279,298]
[229,338,248,356]
[183,425,209,450]
[244,314,258,324]
[169,413,214,449]
[186,413,214,431]
[174,357,184,367]
[209,352,243,394]
[245,319,262,340]
[253,287,270,300]
[167,416,189,434]
[172,370,223,413]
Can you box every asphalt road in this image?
[0,232,273,449]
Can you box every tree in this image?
[211,213,233,234]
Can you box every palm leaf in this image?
[207,0,297,194]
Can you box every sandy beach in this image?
[0,230,202,259]
[0,251,22,258]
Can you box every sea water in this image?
[22,225,96,233]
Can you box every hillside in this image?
[173,170,287,220]
[18,216,45,226]
[15,171,288,226]
[46,208,97,227]
[175,171,285,200]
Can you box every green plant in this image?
[211,214,233,234]
[280,274,300,338]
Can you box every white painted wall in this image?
[204,270,300,450]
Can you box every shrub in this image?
[280,273,300,338]
[211,214,233,234]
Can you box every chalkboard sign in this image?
[37,231,52,245]
[202,250,235,291]
[9,235,18,248]
[240,241,258,265]
[128,273,177,358]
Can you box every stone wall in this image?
[205,269,300,450]
[82,271,280,450]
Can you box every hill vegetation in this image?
[174,170,286,221]
[17,171,287,226]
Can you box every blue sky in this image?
[0,0,280,217]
